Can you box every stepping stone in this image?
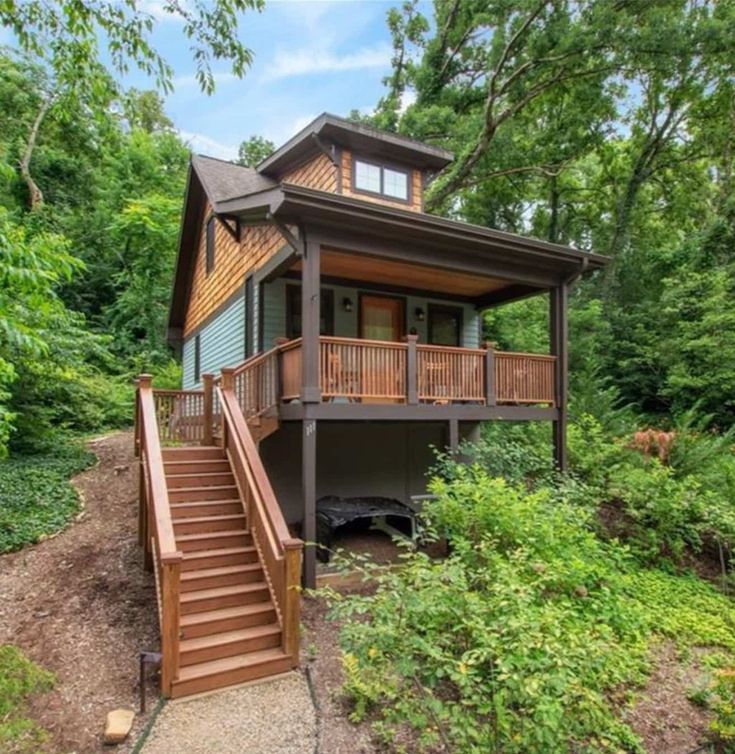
[104,709,135,745]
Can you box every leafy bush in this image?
[328,463,735,753]
[0,440,95,552]
[0,645,54,754]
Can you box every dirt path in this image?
[0,431,159,754]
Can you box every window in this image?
[428,305,463,347]
[286,285,334,339]
[353,158,410,202]
[194,333,201,382]
[206,216,215,273]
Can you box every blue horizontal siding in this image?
[182,292,246,389]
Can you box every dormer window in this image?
[353,158,410,202]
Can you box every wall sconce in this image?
[414,307,425,322]
[342,297,354,313]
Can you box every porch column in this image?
[550,284,568,471]
[448,418,459,456]
[301,237,321,404]
[302,418,317,589]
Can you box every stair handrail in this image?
[217,376,302,662]
[135,374,183,696]
[231,344,281,420]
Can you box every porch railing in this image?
[274,336,556,406]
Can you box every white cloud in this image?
[178,130,239,161]
[263,42,392,82]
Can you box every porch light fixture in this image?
[414,307,425,322]
[342,297,354,313]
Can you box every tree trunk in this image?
[20,97,52,211]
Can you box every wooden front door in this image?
[360,295,404,341]
[359,295,404,403]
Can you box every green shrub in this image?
[0,439,95,552]
[0,645,54,754]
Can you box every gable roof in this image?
[191,154,277,211]
[256,113,454,176]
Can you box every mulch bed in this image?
[0,432,159,754]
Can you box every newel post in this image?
[405,334,418,404]
[202,373,214,446]
[160,554,182,697]
[220,368,235,449]
[484,342,497,407]
[283,538,303,664]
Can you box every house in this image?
[135,113,607,698]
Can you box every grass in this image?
[0,439,95,553]
[0,645,54,754]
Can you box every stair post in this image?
[202,373,214,446]
[283,538,303,664]
[160,555,182,697]
[220,368,235,448]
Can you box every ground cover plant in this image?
[0,439,94,552]
[326,418,735,753]
[0,645,54,753]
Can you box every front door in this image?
[360,295,404,341]
[359,295,404,403]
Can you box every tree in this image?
[237,136,275,167]
[123,90,174,134]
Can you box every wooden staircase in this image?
[163,445,293,697]
[136,367,302,700]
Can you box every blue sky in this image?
[127,0,419,160]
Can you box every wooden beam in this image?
[279,402,559,422]
[448,419,459,455]
[550,285,568,471]
[302,418,317,589]
[475,284,545,309]
[301,236,322,403]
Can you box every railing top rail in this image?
[278,337,303,352]
[218,387,293,550]
[138,382,181,563]
[232,345,281,376]
[151,388,204,397]
[497,351,557,361]
[417,343,486,355]
[319,335,408,349]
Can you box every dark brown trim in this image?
[358,291,407,340]
[335,145,343,193]
[205,215,216,274]
[302,418,317,588]
[279,403,559,422]
[193,333,201,382]
[301,237,322,403]
[244,274,255,358]
[219,214,241,242]
[475,284,545,309]
[351,153,412,205]
[427,303,463,347]
[550,284,568,471]
[257,280,265,352]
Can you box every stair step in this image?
[171,648,294,698]
[181,563,263,592]
[164,459,230,474]
[166,471,235,489]
[179,624,282,666]
[180,581,270,614]
[173,513,247,535]
[181,546,258,571]
[180,602,278,639]
[177,529,252,552]
[169,485,239,503]
[162,446,223,461]
[170,500,242,519]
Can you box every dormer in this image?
[256,113,453,213]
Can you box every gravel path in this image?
[140,672,317,754]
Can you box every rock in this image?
[104,709,135,745]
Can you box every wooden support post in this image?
[220,368,234,449]
[448,418,459,456]
[202,373,214,446]
[550,285,569,471]
[484,341,496,407]
[405,334,418,404]
[302,418,317,589]
[301,237,322,403]
[160,557,181,697]
[283,538,303,664]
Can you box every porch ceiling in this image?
[293,248,510,299]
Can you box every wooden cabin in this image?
[135,113,607,698]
